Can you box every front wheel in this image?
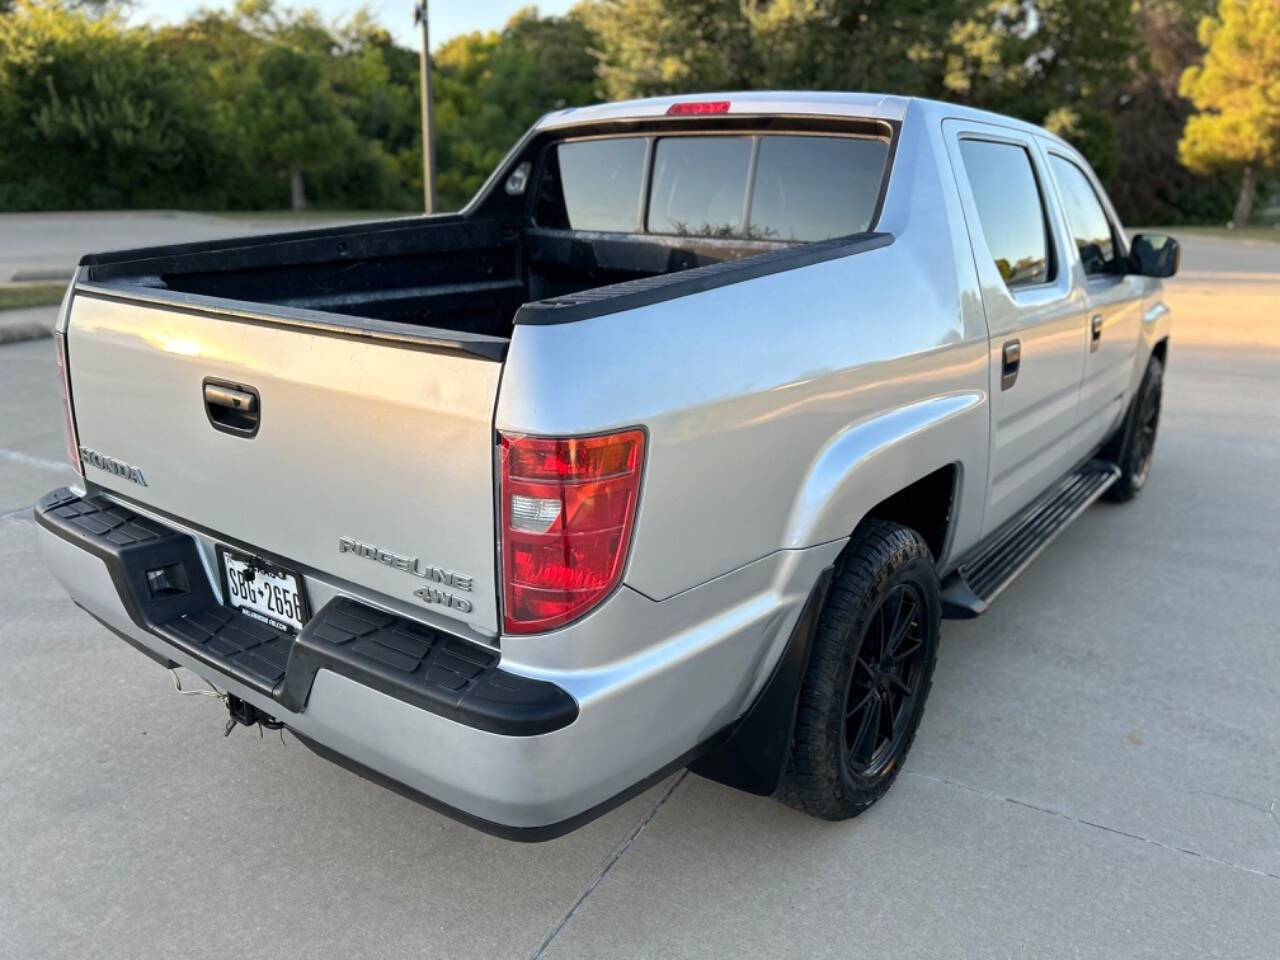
[1104,353,1164,502]
[778,519,940,820]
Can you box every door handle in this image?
[1090,314,1103,352]
[1001,339,1021,391]
[203,379,260,437]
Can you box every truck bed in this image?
[76,214,801,344]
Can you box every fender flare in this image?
[782,391,984,553]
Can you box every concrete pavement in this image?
[0,233,1277,959]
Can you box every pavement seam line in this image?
[906,771,1280,882]
[0,448,72,473]
[528,770,689,960]
[0,504,35,522]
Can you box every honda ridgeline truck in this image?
[36,93,1179,839]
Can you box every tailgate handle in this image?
[203,380,260,437]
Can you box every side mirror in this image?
[1127,233,1180,278]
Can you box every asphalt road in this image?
[0,233,1277,959]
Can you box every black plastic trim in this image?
[79,212,470,275]
[940,457,1119,617]
[279,596,578,735]
[515,231,893,326]
[688,566,834,795]
[202,377,262,438]
[36,488,292,696]
[74,285,509,363]
[35,487,573,736]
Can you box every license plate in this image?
[218,547,309,634]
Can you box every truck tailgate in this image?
[66,291,502,635]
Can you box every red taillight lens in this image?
[500,429,645,634]
[53,331,81,475]
[666,100,731,116]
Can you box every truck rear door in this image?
[943,119,1090,537]
[64,287,504,636]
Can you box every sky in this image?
[130,0,574,50]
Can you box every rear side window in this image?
[1048,155,1120,276]
[647,136,753,237]
[535,138,646,232]
[959,139,1052,289]
[749,136,888,241]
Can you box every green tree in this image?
[240,44,361,209]
[1179,0,1280,225]
[432,7,597,208]
[578,0,757,100]
[945,0,1135,182]
[0,0,231,209]
[156,0,415,210]
[1109,0,1234,225]
[749,0,967,95]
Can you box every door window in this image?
[958,139,1053,289]
[1048,155,1120,276]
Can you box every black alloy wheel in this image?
[1129,366,1162,489]
[1104,353,1164,502]
[842,582,929,778]
[779,519,941,820]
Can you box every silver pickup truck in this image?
[37,92,1178,839]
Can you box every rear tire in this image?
[1104,353,1164,503]
[778,519,940,820]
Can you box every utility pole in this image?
[415,0,436,214]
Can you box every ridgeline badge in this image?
[337,536,475,613]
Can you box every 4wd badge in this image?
[337,536,475,613]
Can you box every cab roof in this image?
[535,91,1066,148]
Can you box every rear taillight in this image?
[53,330,81,475]
[499,429,645,634]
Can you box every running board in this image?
[941,460,1120,618]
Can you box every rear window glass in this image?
[647,136,753,237]
[536,138,646,232]
[749,136,888,241]
[958,139,1052,288]
[534,132,891,240]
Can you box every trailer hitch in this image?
[223,694,284,737]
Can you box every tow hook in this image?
[223,694,284,737]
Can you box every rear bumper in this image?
[37,486,837,839]
[36,488,576,737]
